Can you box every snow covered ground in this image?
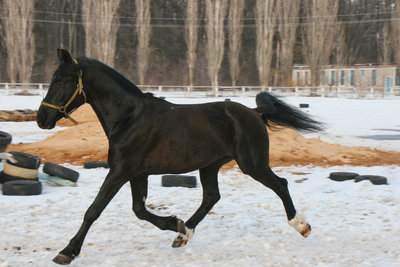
[0,94,399,266]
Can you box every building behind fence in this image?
[292,64,400,95]
[1,64,400,98]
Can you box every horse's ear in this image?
[57,49,73,63]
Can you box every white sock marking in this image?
[288,214,308,233]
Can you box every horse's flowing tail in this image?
[255,92,323,133]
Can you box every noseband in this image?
[41,59,86,125]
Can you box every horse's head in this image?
[37,49,86,129]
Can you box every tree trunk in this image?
[302,0,339,87]
[277,0,300,86]
[205,0,228,95]
[1,0,35,85]
[228,0,245,88]
[255,0,276,88]
[82,0,121,67]
[135,0,152,85]
[185,0,199,90]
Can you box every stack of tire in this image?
[0,151,42,196]
[1,131,80,195]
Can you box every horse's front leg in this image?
[130,175,183,232]
[53,170,127,265]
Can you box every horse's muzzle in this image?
[36,106,57,129]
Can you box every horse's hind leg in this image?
[129,175,183,232]
[171,158,229,248]
[240,162,311,238]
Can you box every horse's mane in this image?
[77,56,144,96]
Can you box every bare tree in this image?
[136,0,152,85]
[228,0,245,88]
[205,0,228,94]
[1,0,35,83]
[255,0,276,88]
[302,0,339,86]
[335,23,347,65]
[378,22,392,64]
[185,0,199,90]
[82,0,121,67]
[392,0,400,66]
[276,0,300,86]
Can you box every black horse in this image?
[37,49,323,265]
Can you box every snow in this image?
[1,94,400,266]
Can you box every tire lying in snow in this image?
[354,175,388,185]
[0,131,12,152]
[299,103,310,108]
[329,172,359,181]
[43,162,79,182]
[2,180,42,196]
[83,161,109,169]
[161,175,197,188]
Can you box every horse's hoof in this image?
[301,223,311,238]
[171,225,194,248]
[171,235,189,248]
[52,253,74,265]
[289,214,311,238]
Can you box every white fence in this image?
[1,82,400,98]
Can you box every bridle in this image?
[41,59,86,125]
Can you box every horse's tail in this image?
[255,92,324,133]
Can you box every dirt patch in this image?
[8,104,400,167]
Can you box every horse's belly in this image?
[143,136,230,174]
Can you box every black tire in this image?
[329,172,359,181]
[161,175,197,188]
[0,131,12,152]
[83,161,109,169]
[299,103,310,108]
[2,180,42,196]
[43,162,79,182]
[0,171,38,184]
[6,151,41,169]
[354,175,388,185]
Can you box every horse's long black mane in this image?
[77,56,146,97]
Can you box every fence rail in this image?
[1,82,399,98]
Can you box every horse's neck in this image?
[83,63,143,138]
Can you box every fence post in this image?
[39,83,44,96]
[158,86,162,92]
[5,83,9,95]
[214,86,219,97]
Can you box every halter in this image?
[41,59,86,125]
